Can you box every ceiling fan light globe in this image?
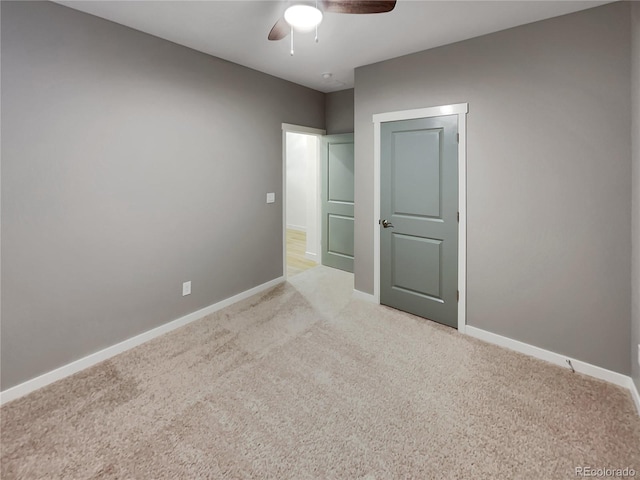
[284,5,323,32]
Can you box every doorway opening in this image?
[282,124,325,278]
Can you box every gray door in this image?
[380,116,458,328]
[321,133,354,273]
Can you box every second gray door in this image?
[380,115,458,328]
[321,133,354,273]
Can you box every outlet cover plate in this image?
[182,281,191,296]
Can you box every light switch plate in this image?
[266,192,275,204]
[182,281,191,296]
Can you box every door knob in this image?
[380,219,394,228]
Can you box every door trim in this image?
[372,103,468,332]
[281,123,326,280]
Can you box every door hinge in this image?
[457,212,459,223]
[457,290,459,302]
[456,133,459,143]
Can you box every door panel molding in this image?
[391,233,443,300]
[372,103,468,332]
[327,214,355,257]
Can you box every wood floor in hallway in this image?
[286,229,317,277]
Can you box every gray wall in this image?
[354,3,631,374]
[325,89,354,134]
[632,1,640,391]
[1,1,324,390]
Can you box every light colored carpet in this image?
[1,266,639,479]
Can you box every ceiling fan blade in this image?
[268,16,290,41]
[320,0,396,14]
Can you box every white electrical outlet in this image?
[266,192,275,204]
[182,281,191,296]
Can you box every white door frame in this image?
[372,103,468,332]
[281,123,326,280]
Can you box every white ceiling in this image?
[56,0,611,92]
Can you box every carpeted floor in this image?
[1,266,639,479]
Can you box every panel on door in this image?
[380,116,458,327]
[321,133,354,273]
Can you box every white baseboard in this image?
[465,326,630,387]
[629,377,640,415]
[352,289,376,303]
[286,224,306,232]
[0,276,285,406]
[304,251,318,261]
[465,325,639,415]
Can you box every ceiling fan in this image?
[268,0,397,44]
